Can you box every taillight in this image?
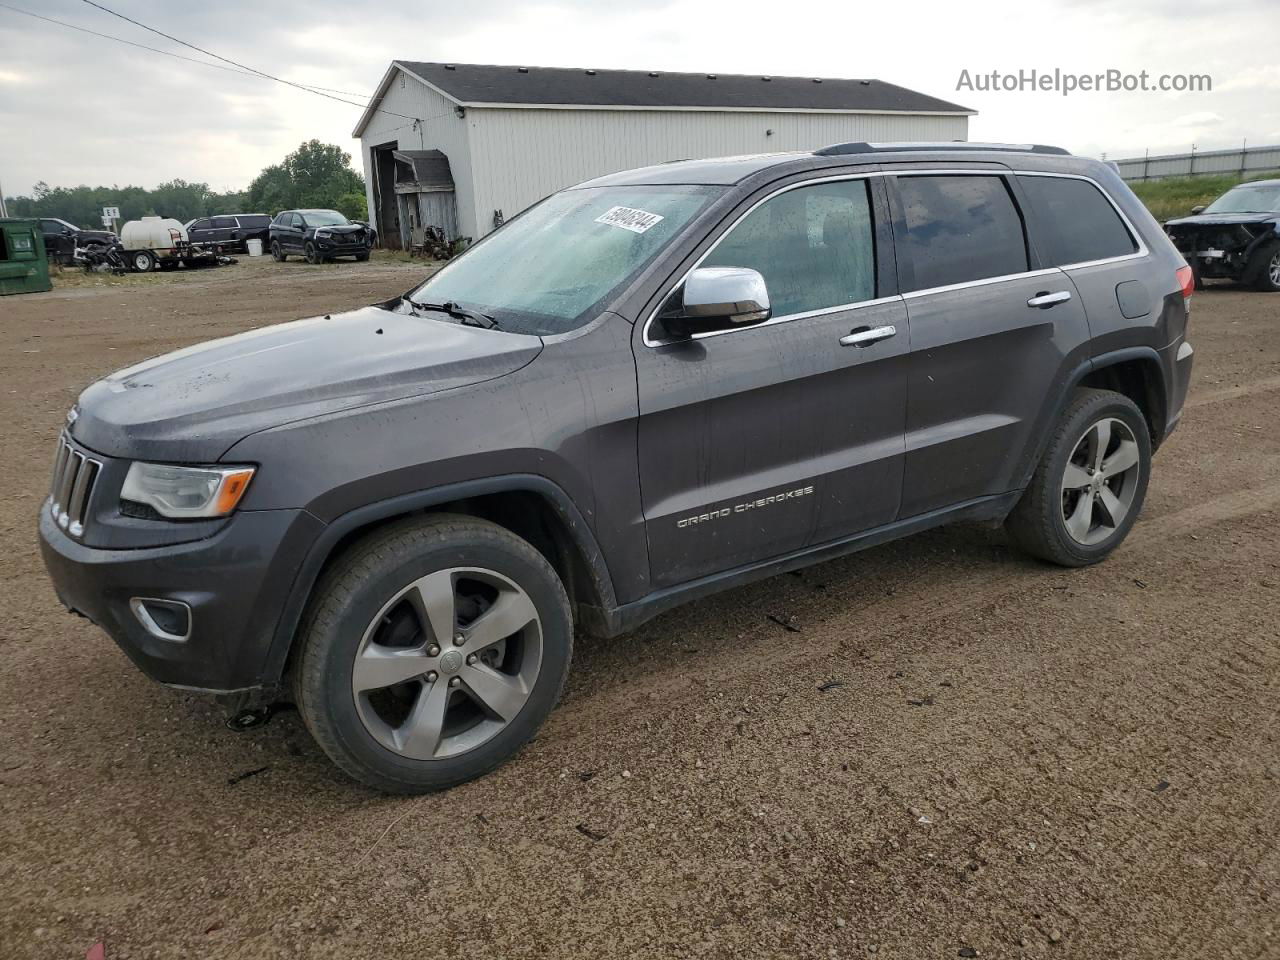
[1176,264,1194,302]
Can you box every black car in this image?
[186,214,272,254]
[1164,178,1280,291]
[39,218,117,265]
[269,209,371,264]
[41,143,1194,793]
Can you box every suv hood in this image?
[70,305,542,462]
[1165,212,1280,228]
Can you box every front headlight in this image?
[121,463,255,519]
[315,229,331,238]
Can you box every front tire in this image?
[1005,388,1151,567]
[1252,241,1280,292]
[271,240,287,262]
[131,250,156,273]
[293,515,573,793]
[304,241,323,264]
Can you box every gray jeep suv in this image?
[40,143,1195,792]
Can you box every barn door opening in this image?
[371,141,402,249]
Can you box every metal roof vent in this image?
[649,71,660,77]
[585,69,597,76]
[517,66,529,73]
[812,78,823,83]
[761,76,772,81]
[707,74,717,80]
[860,79,871,85]
[444,64,456,70]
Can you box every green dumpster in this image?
[0,218,52,295]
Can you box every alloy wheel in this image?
[351,567,543,761]
[1269,251,1280,288]
[1060,416,1142,545]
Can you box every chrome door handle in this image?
[840,324,897,347]
[1027,290,1072,309]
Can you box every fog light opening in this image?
[129,598,192,643]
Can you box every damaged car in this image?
[1164,178,1280,291]
[269,209,371,264]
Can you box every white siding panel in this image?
[358,71,480,239]
[466,109,967,235]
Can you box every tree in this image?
[246,141,366,215]
[5,139,365,225]
[334,191,369,221]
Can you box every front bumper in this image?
[39,503,323,695]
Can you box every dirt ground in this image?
[1,257,1278,960]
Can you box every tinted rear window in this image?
[1018,175,1137,266]
[896,175,1028,291]
[240,215,271,227]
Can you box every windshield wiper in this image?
[406,298,498,329]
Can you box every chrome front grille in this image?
[49,436,101,539]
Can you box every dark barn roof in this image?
[396,61,973,114]
[393,149,454,188]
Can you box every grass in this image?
[1129,170,1280,223]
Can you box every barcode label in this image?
[595,206,665,234]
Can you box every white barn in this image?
[353,61,974,248]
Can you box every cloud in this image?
[0,0,1276,197]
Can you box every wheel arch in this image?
[1014,346,1168,495]
[261,475,617,687]
[1077,349,1168,449]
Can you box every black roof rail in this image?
[814,141,1071,157]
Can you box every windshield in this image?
[305,210,350,227]
[1203,183,1280,214]
[406,184,721,335]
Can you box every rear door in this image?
[286,213,306,251]
[208,216,238,248]
[634,174,909,588]
[888,171,1092,517]
[1015,173,1149,353]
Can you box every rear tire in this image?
[131,250,156,273]
[1252,241,1280,292]
[293,514,573,793]
[1005,388,1151,567]
[271,241,287,262]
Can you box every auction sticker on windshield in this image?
[595,206,665,233]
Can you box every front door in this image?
[888,172,1094,516]
[635,176,909,588]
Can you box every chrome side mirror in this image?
[658,267,772,339]
[1190,204,1206,215]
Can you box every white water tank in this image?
[120,216,186,251]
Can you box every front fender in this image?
[257,474,618,686]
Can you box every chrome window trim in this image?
[900,267,1062,300]
[642,172,882,347]
[641,166,1151,348]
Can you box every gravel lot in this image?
[2,258,1278,959]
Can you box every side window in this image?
[190,219,208,232]
[1018,175,1138,266]
[896,175,1028,291]
[702,179,876,317]
[211,216,236,229]
[291,213,305,229]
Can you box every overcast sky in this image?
[2,0,1278,197]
